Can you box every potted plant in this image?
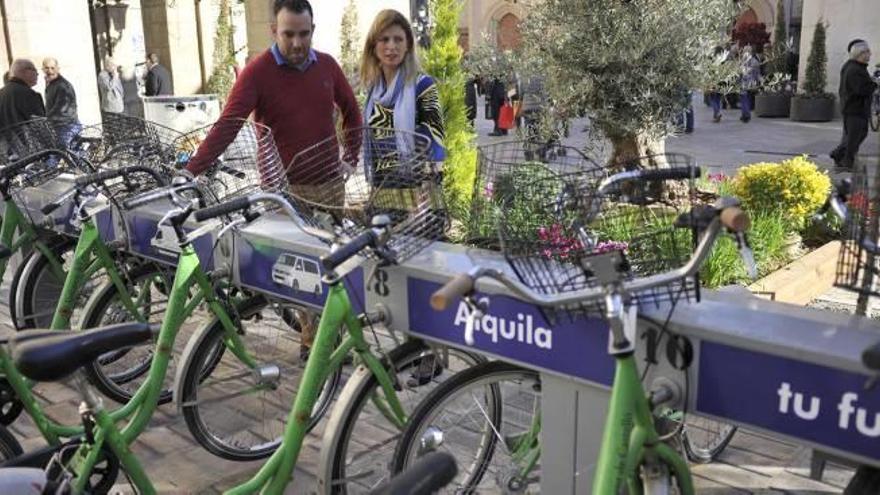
[756,0,793,117]
[790,20,835,122]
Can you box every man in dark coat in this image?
[465,77,478,127]
[0,59,45,130]
[832,41,876,169]
[144,53,173,96]
[42,57,81,147]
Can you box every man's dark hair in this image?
[273,0,313,19]
[147,53,160,64]
[847,39,865,52]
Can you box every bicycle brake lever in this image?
[464,296,489,346]
[735,232,758,280]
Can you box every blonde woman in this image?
[361,9,445,163]
[361,10,445,385]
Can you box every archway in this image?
[496,13,521,50]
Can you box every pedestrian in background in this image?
[144,53,173,96]
[0,58,44,130]
[739,45,761,123]
[832,41,875,170]
[488,77,508,136]
[97,56,125,113]
[42,57,80,147]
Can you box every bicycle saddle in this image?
[10,322,154,382]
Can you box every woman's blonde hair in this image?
[360,9,420,87]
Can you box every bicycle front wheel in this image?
[12,239,75,329]
[177,298,339,461]
[391,361,541,494]
[319,340,484,494]
[871,111,880,132]
[80,262,174,404]
[682,417,737,463]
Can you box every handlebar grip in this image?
[863,341,880,372]
[431,273,475,311]
[193,195,252,222]
[634,166,702,182]
[75,165,167,188]
[321,230,376,272]
[123,188,171,209]
[40,202,63,215]
[720,207,750,233]
[370,452,457,495]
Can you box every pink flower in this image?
[484,181,494,199]
[708,173,727,183]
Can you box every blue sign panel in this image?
[698,341,880,461]
[407,277,614,386]
[236,238,365,312]
[127,215,215,270]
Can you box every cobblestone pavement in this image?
[0,102,868,493]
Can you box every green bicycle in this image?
[6,189,480,494]
[407,196,752,493]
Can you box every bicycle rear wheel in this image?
[871,111,879,132]
[11,238,74,330]
[391,360,541,494]
[177,297,337,461]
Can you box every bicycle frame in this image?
[56,241,255,494]
[592,312,694,495]
[229,280,408,495]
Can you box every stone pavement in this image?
[0,102,871,493]
[474,92,880,175]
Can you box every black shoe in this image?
[740,115,750,123]
[406,356,443,387]
[488,131,503,137]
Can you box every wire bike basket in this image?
[835,164,880,297]
[284,126,446,264]
[73,113,182,170]
[487,146,700,317]
[175,118,285,206]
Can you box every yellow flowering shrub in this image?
[730,156,831,226]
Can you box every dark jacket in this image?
[489,79,507,114]
[465,79,477,120]
[0,78,45,130]
[145,64,173,96]
[45,75,79,124]
[839,59,877,117]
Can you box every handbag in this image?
[498,103,515,130]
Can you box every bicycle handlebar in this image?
[321,230,377,272]
[122,182,202,210]
[369,452,457,495]
[431,200,748,310]
[192,195,252,222]
[0,148,78,181]
[74,165,167,188]
[597,166,701,195]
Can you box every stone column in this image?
[245,0,273,62]
[141,0,202,95]
[2,0,100,124]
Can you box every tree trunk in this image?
[608,132,667,170]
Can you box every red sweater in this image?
[185,49,362,182]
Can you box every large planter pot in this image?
[755,93,792,117]
[789,95,836,122]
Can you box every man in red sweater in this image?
[184,0,361,180]
[184,0,361,361]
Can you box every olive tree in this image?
[523,0,737,165]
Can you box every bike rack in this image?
[13,178,880,493]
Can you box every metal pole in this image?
[0,0,13,67]
[194,0,207,90]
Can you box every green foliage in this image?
[523,0,737,140]
[803,20,830,96]
[700,209,791,287]
[205,0,236,101]
[463,33,516,82]
[339,0,361,94]
[766,0,789,77]
[730,155,831,227]
[422,0,478,216]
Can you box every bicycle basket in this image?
[73,113,182,169]
[284,126,445,264]
[175,118,284,205]
[0,118,93,190]
[465,140,604,249]
[836,161,880,297]
[495,151,700,317]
